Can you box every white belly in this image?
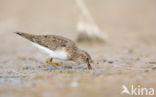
[32,42,68,60]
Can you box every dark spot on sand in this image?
[145,70,149,72]
[44,36,48,38]
[103,59,107,62]
[108,61,114,64]
[149,61,156,64]
[152,66,156,70]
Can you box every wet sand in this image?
[0,0,156,97]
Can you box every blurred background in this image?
[0,0,156,97]
[0,0,156,38]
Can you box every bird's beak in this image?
[86,59,92,69]
[87,63,92,69]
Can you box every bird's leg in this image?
[55,63,63,67]
[49,57,52,62]
[46,58,63,68]
[50,58,63,67]
[46,58,56,69]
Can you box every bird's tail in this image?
[14,32,34,42]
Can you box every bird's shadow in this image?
[37,64,88,71]
[20,57,88,71]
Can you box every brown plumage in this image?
[15,32,93,69]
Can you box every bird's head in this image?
[74,50,93,69]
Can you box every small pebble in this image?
[149,61,156,64]
[108,61,114,64]
[103,59,107,62]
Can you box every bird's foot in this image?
[46,58,56,69]
[55,63,63,67]
[46,58,63,69]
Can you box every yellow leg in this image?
[46,58,56,69]
[46,58,63,68]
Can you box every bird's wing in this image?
[15,32,34,41]
[15,32,77,51]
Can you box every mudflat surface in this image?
[0,0,156,97]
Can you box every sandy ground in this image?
[0,0,156,97]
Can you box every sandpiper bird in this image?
[15,32,93,69]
